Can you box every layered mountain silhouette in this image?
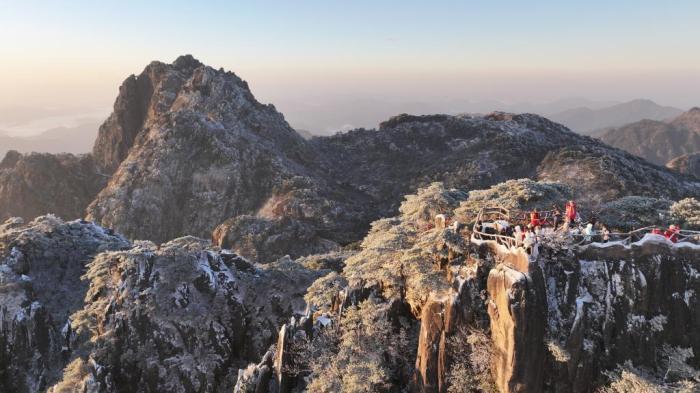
[549,98,683,134]
[1,56,698,262]
[0,121,98,158]
[597,107,700,166]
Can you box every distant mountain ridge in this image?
[549,99,684,134]
[0,122,98,157]
[667,151,700,178]
[597,107,700,165]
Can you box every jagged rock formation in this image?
[212,215,340,263]
[0,216,129,392]
[0,152,106,221]
[0,215,330,392]
[541,237,700,392]
[597,107,700,165]
[535,144,698,206]
[45,238,327,393]
[667,152,700,178]
[86,55,317,244]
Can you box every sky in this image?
[1,0,700,135]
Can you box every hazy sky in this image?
[2,0,700,134]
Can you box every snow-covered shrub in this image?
[305,299,416,393]
[48,358,92,393]
[445,327,497,393]
[598,196,672,231]
[601,359,699,393]
[454,179,571,223]
[399,182,468,226]
[661,345,699,383]
[305,272,348,312]
[547,340,571,363]
[670,198,700,229]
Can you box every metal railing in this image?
[471,207,700,249]
[471,206,519,249]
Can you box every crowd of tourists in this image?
[473,200,686,254]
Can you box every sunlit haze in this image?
[2,0,700,135]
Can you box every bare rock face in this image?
[413,298,446,392]
[0,216,129,392]
[46,236,327,393]
[542,239,700,392]
[667,152,700,178]
[86,55,312,243]
[536,145,698,205]
[487,263,546,393]
[212,215,340,263]
[0,152,106,221]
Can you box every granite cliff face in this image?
[86,55,315,244]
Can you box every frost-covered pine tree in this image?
[670,198,700,229]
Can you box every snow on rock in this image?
[0,215,129,393]
[47,236,328,393]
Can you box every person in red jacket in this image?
[565,201,577,226]
[664,224,679,243]
[530,208,541,228]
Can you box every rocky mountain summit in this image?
[598,107,700,166]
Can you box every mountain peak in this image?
[172,54,203,71]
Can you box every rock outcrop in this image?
[0,216,129,392]
[541,237,700,392]
[45,237,327,392]
[0,215,330,392]
[536,144,698,205]
[86,55,313,244]
[487,262,546,393]
[212,215,340,263]
[0,152,106,221]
